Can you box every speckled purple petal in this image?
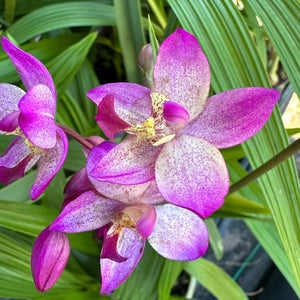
[155,135,229,218]
[90,136,161,185]
[153,28,210,120]
[50,190,126,232]
[1,37,56,98]
[95,94,131,140]
[100,228,145,294]
[87,83,152,125]
[163,101,190,124]
[183,87,280,148]
[30,127,68,200]
[148,204,209,260]
[0,83,24,128]
[136,204,156,238]
[31,227,70,292]
[18,84,56,149]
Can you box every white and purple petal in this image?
[148,204,209,260]
[154,28,210,120]
[100,228,145,294]
[1,37,56,98]
[31,227,70,292]
[50,190,126,232]
[30,127,68,200]
[90,136,161,185]
[155,135,229,218]
[18,84,56,149]
[183,87,280,148]
[87,82,152,125]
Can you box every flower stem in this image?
[228,138,300,195]
[56,123,93,150]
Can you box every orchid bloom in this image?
[48,141,209,294]
[87,28,280,218]
[0,37,68,200]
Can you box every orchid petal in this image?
[148,204,209,260]
[95,94,131,140]
[18,84,56,149]
[31,227,70,292]
[0,110,20,133]
[0,83,24,123]
[82,135,105,157]
[0,137,35,185]
[100,228,145,294]
[163,101,190,124]
[30,127,68,200]
[183,87,280,148]
[50,190,126,232]
[136,204,156,238]
[87,82,152,125]
[155,135,229,218]
[154,28,210,120]
[90,136,161,185]
[1,37,56,98]
[101,232,127,263]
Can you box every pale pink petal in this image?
[90,136,161,185]
[30,127,68,200]
[154,28,210,120]
[0,83,24,123]
[136,204,156,238]
[148,204,209,260]
[87,83,152,125]
[62,168,94,209]
[18,84,56,149]
[1,37,56,98]
[31,227,70,292]
[50,190,126,232]
[100,228,145,294]
[183,87,280,148]
[95,94,131,140]
[155,135,229,218]
[163,101,189,124]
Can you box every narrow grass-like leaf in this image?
[148,15,159,63]
[169,0,300,292]
[205,219,224,260]
[113,0,145,83]
[6,2,115,44]
[184,258,247,300]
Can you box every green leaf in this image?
[47,32,97,94]
[169,0,300,293]
[63,140,86,172]
[148,15,160,63]
[158,260,183,300]
[184,258,248,300]
[6,2,115,44]
[112,243,165,300]
[113,0,145,83]
[205,219,224,260]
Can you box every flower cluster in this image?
[0,28,279,294]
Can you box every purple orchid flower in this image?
[0,37,68,200]
[87,28,280,218]
[48,141,209,294]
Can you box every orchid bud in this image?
[138,44,155,89]
[31,227,70,292]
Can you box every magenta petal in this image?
[90,136,161,185]
[148,204,209,260]
[136,204,156,238]
[87,83,152,125]
[101,232,127,262]
[31,227,70,292]
[18,84,56,149]
[163,101,190,124]
[155,135,229,218]
[100,228,145,294]
[30,127,68,200]
[50,190,126,232]
[154,28,210,120]
[183,87,280,148]
[1,37,56,98]
[0,110,20,133]
[95,94,131,140]
[0,83,24,123]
